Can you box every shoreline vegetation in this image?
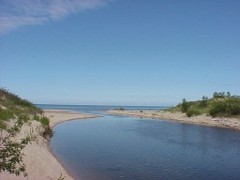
[0,88,98,179]
[110,92,240,130]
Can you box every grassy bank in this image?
[0,88,53,176]
[167,92,240,118]
[0,88,53,137]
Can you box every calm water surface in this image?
[50,112,240,180]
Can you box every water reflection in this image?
[51,115,240,180]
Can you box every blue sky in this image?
[0,0,240,106]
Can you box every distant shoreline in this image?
[44,109,100,128]
[0,110,98,180]
[109,110,240,130]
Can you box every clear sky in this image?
[0,0,240,106]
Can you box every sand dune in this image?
[0,110,98,180]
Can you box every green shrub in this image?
[181,98,189,113]
[19,114,30,123]
[0,108,14,121]
[167,92,240,118]
[39,117,50,127]
[42,126,53,139]
[186,109,201,117]
[34,116,53,139]
[210,103,226,117]
[33,115,40,121]
[199,98,208,107]
[209,99,240,117]
[0,118,34,176]
[229,104,240,115]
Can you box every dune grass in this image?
[0,88,52,138]
[167,92,240,118]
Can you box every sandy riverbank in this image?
[109,110,240,130]
[0,110,98,180]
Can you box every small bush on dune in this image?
[19,114,30,123]
[0,108,14,121]
[33,115,40,121]
[186,109,201,117]
[36,116,53,139]
[209,99,240,117]
[0,118,35,176]
[199,96,208,107]
[209,103,227,117]
[39,117,50,127]
[42,126,54,139]
[181,98,189,113]
[230,104,240,115]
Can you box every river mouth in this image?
[51,114,240,180]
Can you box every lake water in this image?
[40,105,240,180]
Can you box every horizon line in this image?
[35,103,171,107]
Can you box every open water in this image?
[38,105,240,180]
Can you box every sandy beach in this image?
[0,110,98,180]
[109,110,240,130]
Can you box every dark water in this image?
[45,105,240,180]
